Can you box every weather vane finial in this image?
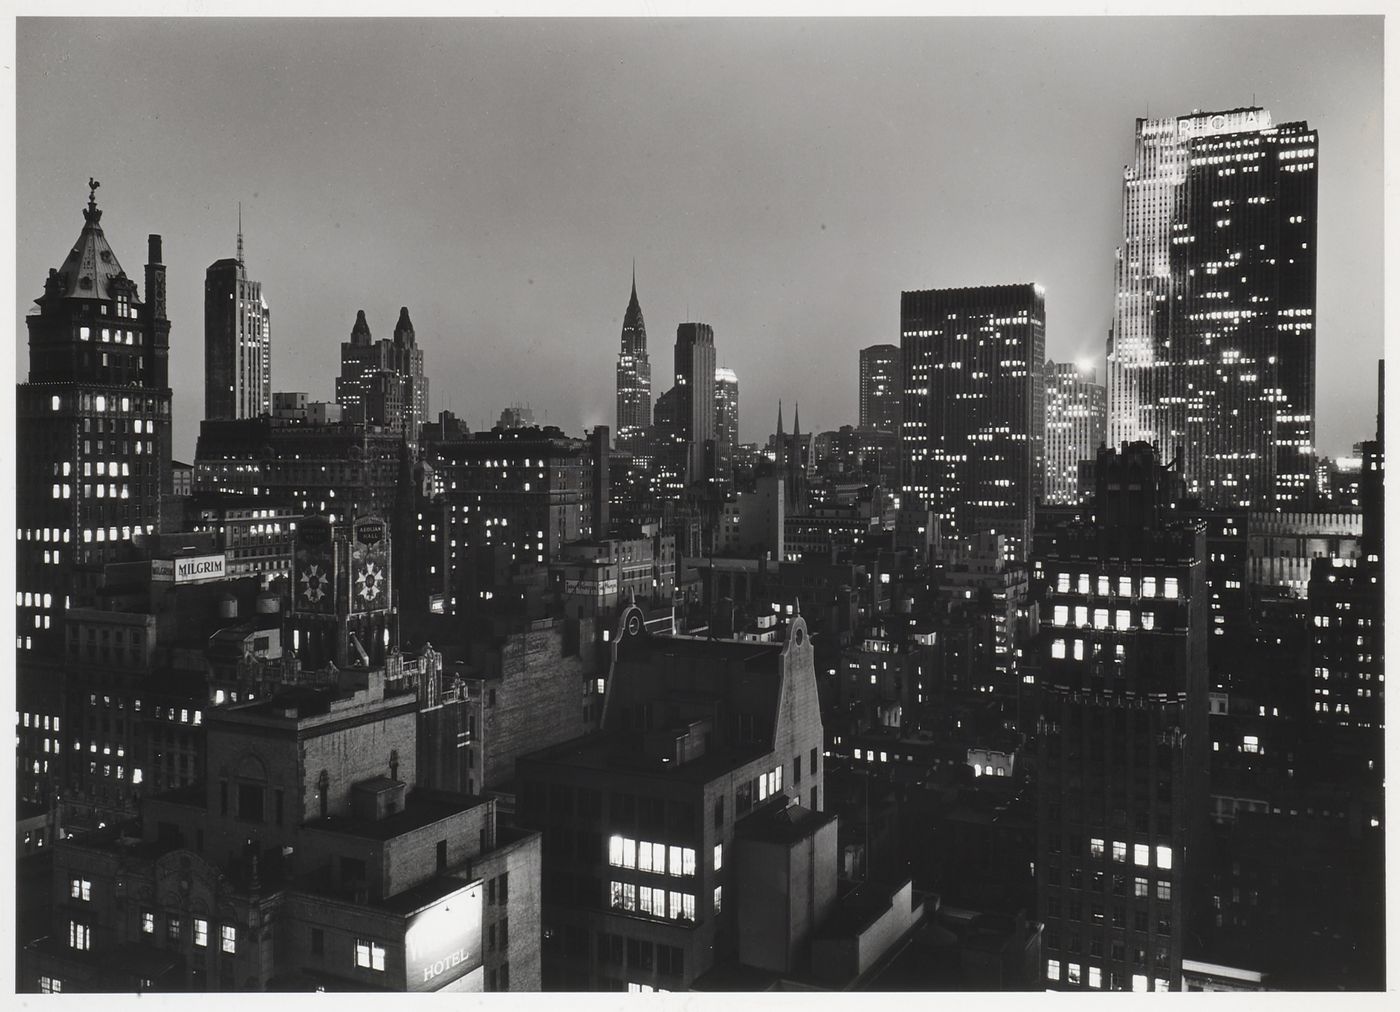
[88,177,100,203]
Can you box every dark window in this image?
[238,783,264,822]
[713,796,724,828]
[436,840,448,872]
[500,872,509,905]
[794,754,802,784]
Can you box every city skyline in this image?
[15,17,1384,463]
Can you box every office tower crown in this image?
[394,306,415,347]
[350,309,373,346]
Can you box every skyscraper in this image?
[1044,360,1107,504]
[1107,107,1318,509]
[335,307,428,446]
[859,344,901,432]
[16,183,172,658]
[616,268,652,451]
[900,284,1045,558]
[714,366,739,485]
[203,211,271,420]
[1034,442,1208,993]
[674,322,717,485]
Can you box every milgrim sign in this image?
[404,880,483,992]
[151,554,228,584]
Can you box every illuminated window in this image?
[1157,880,1171,901]
[221,924,237,954]
[1090,838,1105,859]
[1141,612,1155,631]
[1097,576,1110,596]
[1155,846,1172,870]
[1056,573,1070,593]
[1115,610,1131,631]
[1112,840,1126,862]
[1074,605,1088,626]
[1164,578,1179,599]
[1067,962,1081,985]
[69,921,91,951]
[194,919,208,948]
[355,938,386,971]
[1051,639,1066,659]
[1053,605,1069,626]
[1077,574,1090,594]
[142,911,154,934]
[1094,609,1109,630]
[1089,966,1102,989]
[1118,577,1132,596]
[714,843,723,871]
[1142,577,1157,598]
[1134,844,1149,866]
[1134,877,1148,898]
[714,885,723,913]
[69,878,91,901]
[1047,959,1061,982]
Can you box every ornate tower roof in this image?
[47,179,133,303]
[393,306,415,347]
[350,309,373,346]
[623,263,646,338]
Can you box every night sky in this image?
[15,16,1384,462]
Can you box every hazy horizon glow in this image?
[16,17,1384,461]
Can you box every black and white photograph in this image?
[9,9,1388,996]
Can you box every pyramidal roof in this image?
[393,306,415,346]
[51,185,130,302]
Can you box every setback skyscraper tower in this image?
[203,210,271,420]
[616,268,652,451]
[334,307,428,447]
[1106,107,1318,509]
[900,283,1045,559]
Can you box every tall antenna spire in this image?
[237,201,244,266]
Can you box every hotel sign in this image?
[404,881,483,992]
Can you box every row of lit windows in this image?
[1046,959,1169,991]
[607,837,698,878]
[1051,606,1158,632]
[610,881,697,921]
[1054,573,1179,599]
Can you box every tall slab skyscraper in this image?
[900,283,1046,559]
[1107,107,1318,509]
[674,322,716,485]
[204,212,271,420]
[858,343,901,432]
[1045,360,1107,504]
[615,268,652,450]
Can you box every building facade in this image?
[516,603,825,991]
[1033,442,1209,992]
[1044,361,1106,505]
[17,185,173,659]
[1106,107,1318,510]
[900,284,1045,559]
[616,272,652,451]
[204,222,271,421]
[858,344,901,433]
